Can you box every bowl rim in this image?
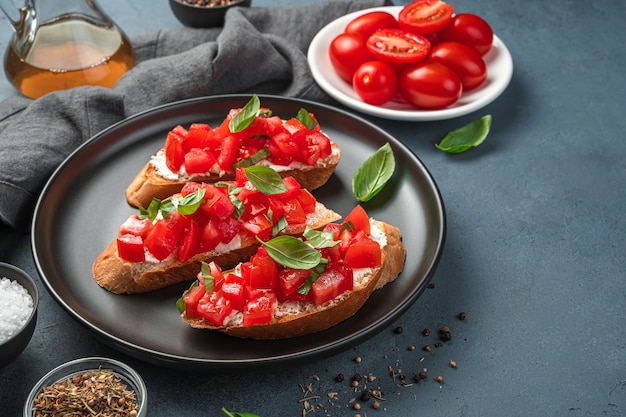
[0,262,38,347]
[171,0,247,9]
[23,356,147,417]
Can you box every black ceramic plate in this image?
[32,95,445,371]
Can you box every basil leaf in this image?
[271,216,288,237]
[232,147,271,169]
[222,408,261,417]
[176,188,205,215]
[229,195,245,219]
[297,262,327,295]
[296,108,318,130]
[260,235,322,269]
[201,261,214,293]
[139,198,162,221]
[303,226,339,249]
[229,95,260,133]
[245,165,287,194]
[352,142,395,202]
[435,114,492,154]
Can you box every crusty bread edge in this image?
[93,202,341,294]
[181,220,406,339]
[126,141,341,208]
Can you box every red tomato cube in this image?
[116,233,145,262]
[243,292,276,326]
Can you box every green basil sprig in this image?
[296,108,318,130]
[303,226,339,249]
[259,235,323,270]
[229,95,260,133]
[140,188,205,221]
[232,148,271,169]
[352,142,395,202]
[435,114,492,154]
[244,165,288,194]
[222,408,260,417]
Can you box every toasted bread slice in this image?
[126,141,341,208]
[181,220,406,339]
[93,202,341,295]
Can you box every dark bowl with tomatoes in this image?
[169,0,252,28]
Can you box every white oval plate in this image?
[308,6,514,121]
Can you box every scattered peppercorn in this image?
[439,326,452,341]
[351,380,359,388]
[423,345,431,352]
[352,373,362,382]
[354,403,361,410]
[354,356,362,363]
[450,360,457,368]
[367,375,376,382]
[408,345,415,351]
[434,341,443,348]
[427,283,435,289]
[436,375,444,383]
[419,370,427,380]
[394,326,403,334]
[422,328,430,336]
[458,312,466,320]
[360,390,371,402]
[336,374,345,382]
[373,401,381,409]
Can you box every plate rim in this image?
[307,5,514,121]
[31,94,446,370]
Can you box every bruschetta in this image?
[93,167,341,294]
[178,205,406,339]
[126,95,341,208]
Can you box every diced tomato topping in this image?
[177,220,200,261]
[217,135,242,171]
[283,199,306,225]
[183,285,206,317]
[344,204,371,235]
[143,211,189,260]
[164,125,187,172]
[217,216,241,244]
[344,238,382,268]
[311,263,353,305]
[242,252,278,290]
[295,189,317,213]
[221,274,246,312]
[196,291,233,326]
[117,233,146,262]
[243,292,275,326]
[241,214,273,241]
[184,123,212,151]
[184,148,216,174]
[199,218,222,252]
[207,261,226,291]
[119,214,152,238]
[278,268,311,296]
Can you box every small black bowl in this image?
[169,0,252,28]
[0,262,38,368]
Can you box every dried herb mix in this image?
[33,367,139,417]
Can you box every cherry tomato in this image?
[366,28,431,65]
[329,33,372,82]
[400,61,462,109]
[352,60,398,105]
[441,13,494,56]
[428,41,487,90]
[345,11,398,38]
[398,0,454,36]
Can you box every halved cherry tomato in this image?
[398,0,454,36]
[441,13,494,56]
[400,61,462,109]
[345,11,398,38]
[352,60,398,106]
[366,28,431,65]
[428,41,487,90]
[329,33,372,83]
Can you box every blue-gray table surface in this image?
[1,0,624,416]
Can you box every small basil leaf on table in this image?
[435,114,492,154]
[222,408,261,417]
[352,142,395,202]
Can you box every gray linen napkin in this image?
[0,0,390,231]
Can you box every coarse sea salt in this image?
[0,277,34,344]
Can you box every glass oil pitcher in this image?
[0,0,135,99]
